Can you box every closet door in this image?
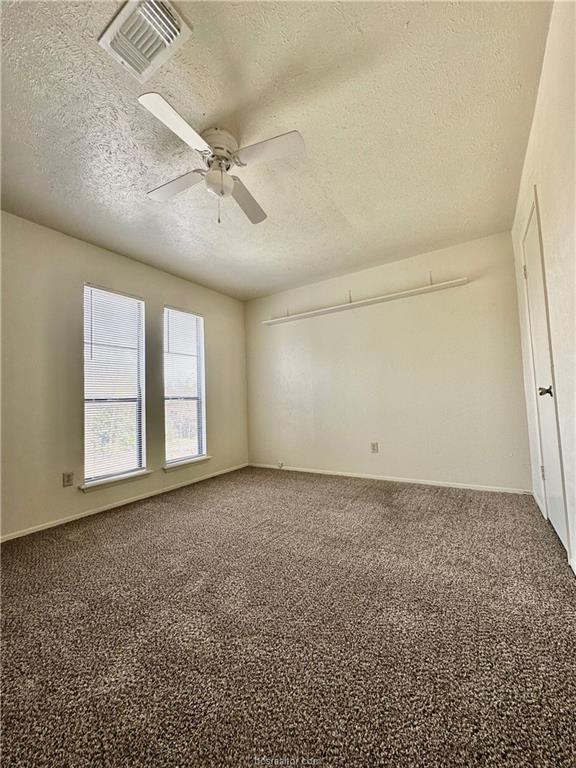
[522,195,569,550]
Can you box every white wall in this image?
[512,1,575,565]
[1,212,248,539]
[246,233,531,492]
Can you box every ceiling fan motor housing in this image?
[201,128,239,167]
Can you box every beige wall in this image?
[511,1,575,565]
[1,212,248,539]
[246,233,531,492]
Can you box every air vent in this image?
[98,0,191,83]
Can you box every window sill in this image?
[163,455,212,472]
[80,469,153,492]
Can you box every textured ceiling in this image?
[1,1,551,299]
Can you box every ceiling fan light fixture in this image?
[205,168,234,198]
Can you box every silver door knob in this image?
[538,385,553,397]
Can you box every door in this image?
[522,195,569,550]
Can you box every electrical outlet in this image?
[370,442,379,454]
[62,472,74,487]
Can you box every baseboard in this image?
[0,463,249,543]
[249,463,531,494]
[570,559,576,578]
[0,462,535,543]
[532,492,548,519]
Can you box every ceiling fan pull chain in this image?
[218,168,224,223]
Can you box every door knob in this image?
[538,385,553,397]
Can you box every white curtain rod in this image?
[262,277,469,326]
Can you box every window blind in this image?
[164,308,205,463]
[84,286,146,482]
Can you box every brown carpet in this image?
[2,467,575,767]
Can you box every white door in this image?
[522,199,568,549]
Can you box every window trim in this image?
[80,469,153,492]
[162,455,212,472]
[163,305,207,466]
[83,284,147,484]
[84,282,146,303]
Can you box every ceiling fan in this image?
[138,93,305,224]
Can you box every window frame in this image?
[163,305,207,466]
[83,283,147,485]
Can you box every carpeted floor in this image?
[2,468,575,767]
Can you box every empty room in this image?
[1,1,575,766]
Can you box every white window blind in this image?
[84,286,146,482]
[164,308,205,463]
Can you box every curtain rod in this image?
[262,277,469,326]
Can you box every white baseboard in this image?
[0,463,248,543]
[249,463,531,494]
[0,462,536,543]
[532,492,548,519]
[570,559,576,578]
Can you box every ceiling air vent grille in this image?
[99,0,191,83]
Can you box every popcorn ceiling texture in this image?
[2,468,575,767]
[0,1,551,299]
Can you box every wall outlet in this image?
[370,442,379,454]
[62,472,74,487]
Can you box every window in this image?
[84,286,146,482]
[164,308,205,464]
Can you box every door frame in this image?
[520,185,571,557]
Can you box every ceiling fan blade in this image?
[231,177,267,224]
[147,169,204,202]
[235,130,305,166]
[138,93,211,154]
